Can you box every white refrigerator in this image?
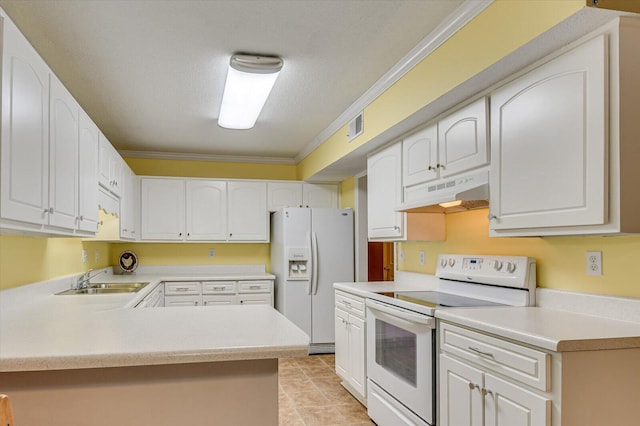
[271,208,354,353]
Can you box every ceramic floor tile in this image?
[279,355,371,425]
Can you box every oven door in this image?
[366,299,435,425]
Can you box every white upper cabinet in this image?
[120,164,139,240]
[98,134,123,197]
[77,110,99,233]
[186,180,227,241]
[140,178,269,242]
[437,97,488,179]
[303,183,338,208]
[489,19,640,236]
[267,182,338,211]
[267,182,303,211]
[402,98,488,191]
[48,75,80,231]
[227,181,268,241]
[0,13,51,226]
[402,123,438,187]
[367,142,404,240]
[141,178,185,241]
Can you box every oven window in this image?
[375,319,417,386]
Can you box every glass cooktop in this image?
[376,291,505,309]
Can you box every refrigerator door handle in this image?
[311,232,319,295]
[307,232,313,295]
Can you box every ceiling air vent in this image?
[348,112,364,142]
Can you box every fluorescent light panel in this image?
[218,54,283,130]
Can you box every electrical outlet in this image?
[209,248,215,258]
[95,249,100,263]
[419,251,425,265]
[586,251,602,276]
[399,249,404,262]
[82,249,88,263]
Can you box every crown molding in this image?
[120,150,297,165]
[294,0,494,163]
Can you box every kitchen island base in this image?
[0,359,278,426]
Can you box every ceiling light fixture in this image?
[218,54,283,130]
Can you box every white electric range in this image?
[365,254,536,426]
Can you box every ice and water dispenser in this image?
[288,248,310,280]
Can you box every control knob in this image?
[440,258,448,268]
[506,262,517,273]
[493,260,503,271]
[448,258,456,267]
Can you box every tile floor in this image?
[279,354,375,426]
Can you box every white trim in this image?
[294,0,494,163]
[120,150,296,165]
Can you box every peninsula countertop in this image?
[0,268,309,372]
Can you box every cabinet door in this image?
[490,35,606,231]
[484,374,550,426]
[202,295,236,306]
[0,17,50,225]
[334,307,349,380]
[48,75,79,230]
[120,165,139,240]
[437,97,488,178]
[267,182,302,211]
[403,123,438,187]
[108,147,123,197]
[140,178,185,240]
[439,354,484,426]
[98,133,111,189]
[77,110,99,233]
[237,294,271,305]
[347,314,366,399]
[164,295,201,307]
[303,183,338,208]
[367,142,404,240]
[227,181,268,241]
[185,180,227,241]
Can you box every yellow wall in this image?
[125,157,297,180]
[397,210,640,298]
[109,243,270,270]
[0,235,111,290]
[297,0,585,180]
[340,177,355,210]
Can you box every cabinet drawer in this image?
[203,295,236,306]
[238,294,272,305]
[439,322,550,391]
[164,295,201,307]
[237,280,272,293]
[335,291,365,317]
[164,281,201,296]
[202,281,236,294]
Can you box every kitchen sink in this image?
[56,282,150,295]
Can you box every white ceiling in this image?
[0,0,465,164]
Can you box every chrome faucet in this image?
[76,269,106,289]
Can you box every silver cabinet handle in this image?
[468,346,495,358]
[249,285,261,290]
[487,213,496,220]
[175,287,190,292]
[44,207,54,214]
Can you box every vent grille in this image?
[348,112,364,142]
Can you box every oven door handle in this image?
[366,299,435,327]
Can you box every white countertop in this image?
[334,275,640,353]
[436,307,640,352]
[0,268,309,372]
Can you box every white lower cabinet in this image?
[438,321,640,426]
[161,279,274,307]
[334,290,366,403]
[439,354,549,426]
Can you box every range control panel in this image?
[436,254,536,291]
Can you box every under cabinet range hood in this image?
[397,169,489,213]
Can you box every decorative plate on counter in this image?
[118,250,138,273]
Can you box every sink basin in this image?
[56,282,149,295]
